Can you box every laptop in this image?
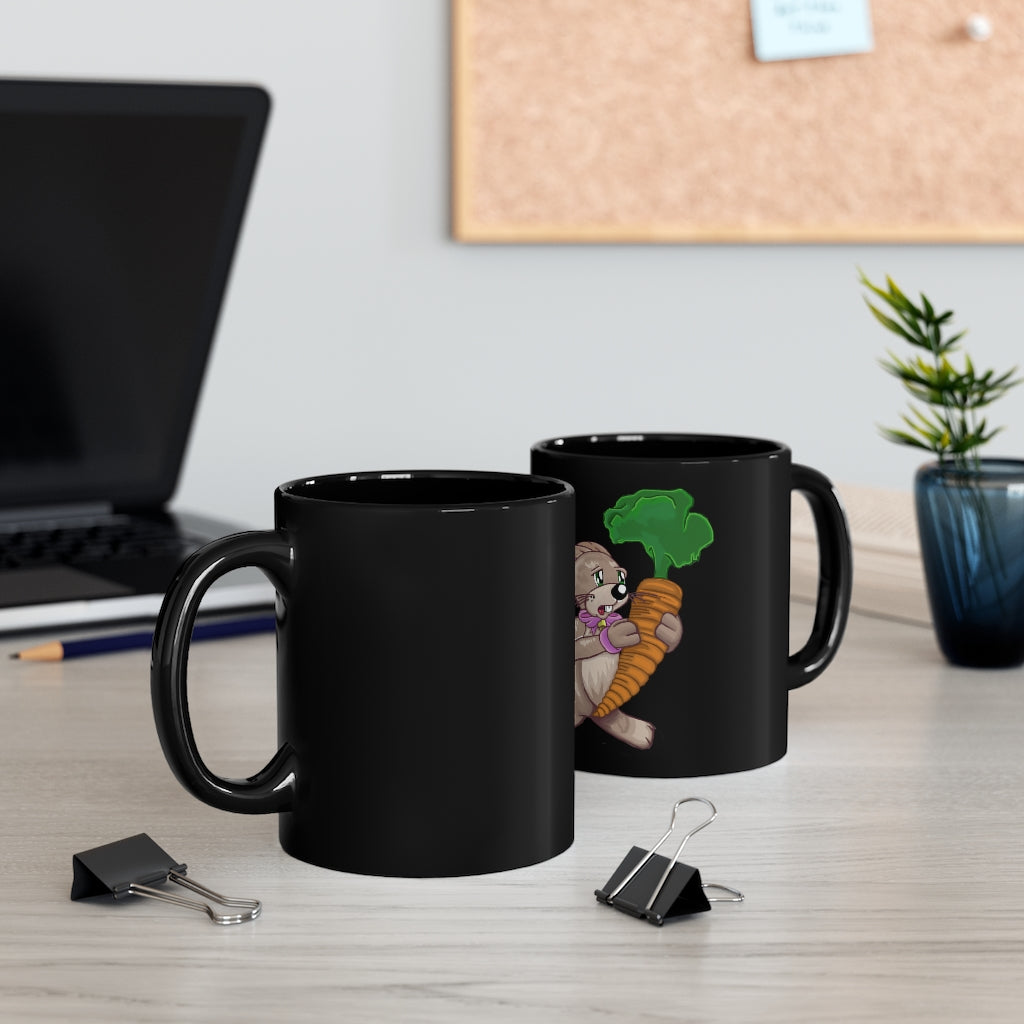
[0,78,275,634]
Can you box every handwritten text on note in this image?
[750,0,874,62]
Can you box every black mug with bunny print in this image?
[151,471,575,877]
[532,434,852,778]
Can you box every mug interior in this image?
[534,433,785,460]
[280,470,569,507]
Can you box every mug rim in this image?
[532,432,789,462]
[277,469,573,509]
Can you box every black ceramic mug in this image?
[531,434,852,778]
[151,471,575,877]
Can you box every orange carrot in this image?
[592,577,682,718]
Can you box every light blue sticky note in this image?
[750,0,874,62]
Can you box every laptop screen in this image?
[0,80,269,511]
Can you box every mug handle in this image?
[787,465,853,690]
[150,531,297,813]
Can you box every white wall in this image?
[9,1,1024,527]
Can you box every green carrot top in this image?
[603,488,714,579]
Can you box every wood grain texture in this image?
[452,0,1024,242]
[2,607,1023,1022]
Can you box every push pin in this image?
[965,14,992,41]
[71,833,261,925]
[595,797,743,926]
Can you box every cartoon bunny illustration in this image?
[574,541,682,749]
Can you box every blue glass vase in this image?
[915,460,1024,668]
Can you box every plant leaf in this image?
[884,276,921,317]
[878,426,937,452]
[865,302,921,345]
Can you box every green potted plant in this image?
[860,270,1024,668]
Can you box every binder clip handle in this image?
[127,870,262,925]
[703,883,745,903]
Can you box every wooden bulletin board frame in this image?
[451,0,1024,243]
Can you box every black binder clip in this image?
[595,797,744,926]
[71,833,261,925]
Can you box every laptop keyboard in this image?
[0,516,191,570]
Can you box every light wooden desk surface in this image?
[2,605,1022,1023]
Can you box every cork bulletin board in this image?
[451,0,1024,242]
